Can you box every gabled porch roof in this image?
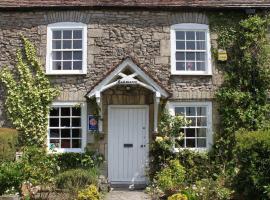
[86,57,170,99]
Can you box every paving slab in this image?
[105,189,150,200]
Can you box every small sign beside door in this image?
[88,115,98,131]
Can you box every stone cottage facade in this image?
[0,0,269,184]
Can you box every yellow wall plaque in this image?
[218,49,228,61]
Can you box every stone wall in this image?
[0,10,221,127]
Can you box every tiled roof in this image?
[0,0,270,9]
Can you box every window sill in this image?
[46,70,87,75]
[173,147,209,153]
[48,148,84,153]
[171,71,212,76]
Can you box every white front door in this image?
[108,105,149,184]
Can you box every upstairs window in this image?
[171,24,211,75]
[46,22,87,75]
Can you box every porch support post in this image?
[154,91,161,133]
[95,91,103,133]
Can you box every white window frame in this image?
[167,101,213,151]
[170,23,212,75]
[46,22,87,75]
[47,102,87,153]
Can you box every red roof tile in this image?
[0,0,270,9]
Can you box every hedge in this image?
[0,128,18,162]
[234,130,270,200]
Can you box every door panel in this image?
[108,106,148,184]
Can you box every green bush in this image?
[77,184,100,200]
[55,168,99,194]
[0,128,18,162]
[168,193,188,200]
[0,161,22,195]
[155,159,186,193]
[234,130,270,199]
[55,151,104,171]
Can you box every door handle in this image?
[140,145,146,148]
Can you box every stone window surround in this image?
[170,23,212,75]
[46,22,87,75]
[47,101,87,153]
[167,101,213,151]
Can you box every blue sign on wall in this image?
[88,115,98,131]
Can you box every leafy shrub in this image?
[191,177,233,200]
[55,151,104,171]
[168,193,188,200]
[234,130,270,199]
[55,168,99,194]
[0,161,22,195]
[19,146,58,186]
[77,185,100,200]
[0,128,18,162]
[155,159,185,193]
[177,150,214,183]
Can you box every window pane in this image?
[196,52,205,61]
[186,117,196,126]
[72,129,82,138]
[52,40,61,49]
[186,41,195,50]
[73,61,82,70]
[72,107,81,116]
[53,31,61,39]
[73,30,82,39]
[197,62,205,71]
[197,117,207,126]
[176,52,185,60]
[63,61,72,70]
[197,138,206,148]
[186,31,195,40]
[63,51,72,60]
[186,62,195,71]
[73,40,82,49]
[196,41,206,50]
[63,30,72,39]
[61,118,70,127]
[197,107,206,116]
[73,51,82,60]
[176,138,184,147]
[52,61,62,70]
[196,32,205,40]
[72,139,81,148]
[50,139,60,148]
[176,62,185,71]
[63,40,72,49]
[186,107,196,116]
[61,107,70,116]
[186,128,195,137]
[197,128,207,137]
[175,107,185,115]
[50,118,59,127]
[50,129,60,138]
[186,139,195,147]
[52,51,62,60]
[176,41,185,50]
[186,52,195,60]
[61,139,71,148]
[72,118,81,127]
[61,129,71,138]
[50,108,59,116]
[176,31,185,40]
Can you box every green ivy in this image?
[0,36,59,147]
[212,15,270,163]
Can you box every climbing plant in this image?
[212,15,270,162]
[0,36,59,147]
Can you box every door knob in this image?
[140,145,146,148]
